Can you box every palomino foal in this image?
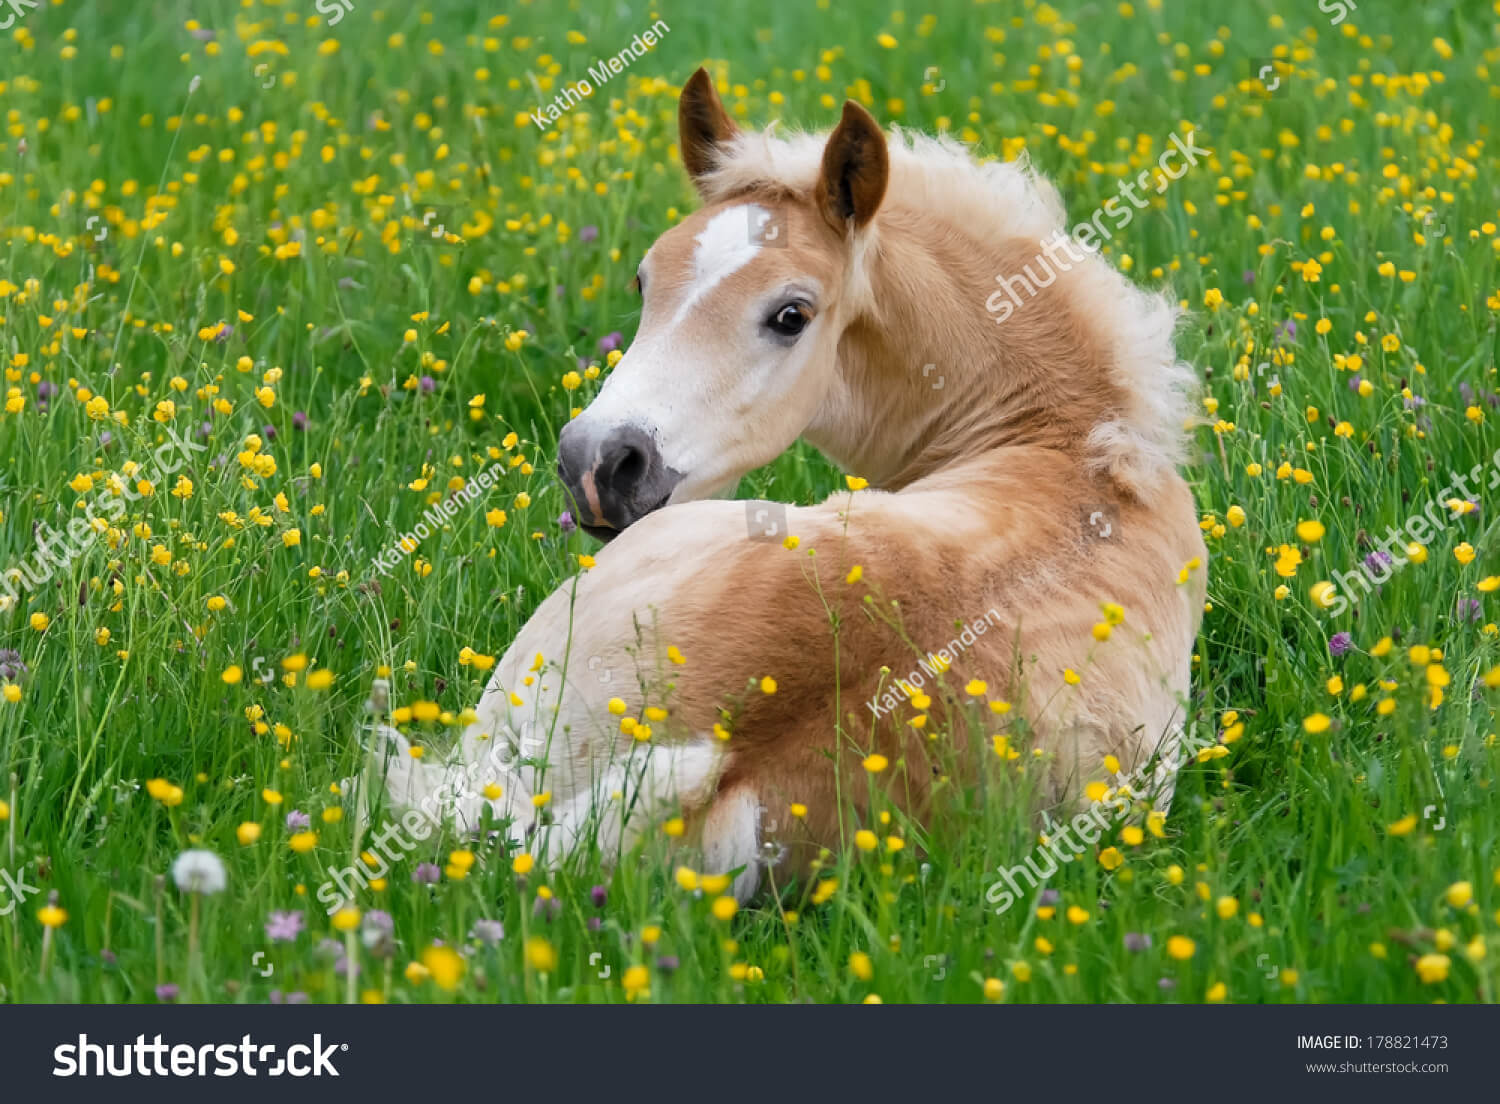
[376,70,1207,901]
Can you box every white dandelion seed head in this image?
[171,849,227,895]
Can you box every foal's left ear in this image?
[816,101,889,234]
[678,67,740,193]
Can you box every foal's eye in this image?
[766,302,810,339]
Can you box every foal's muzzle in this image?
[557,422,682,541]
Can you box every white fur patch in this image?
[670,204,765,326]
[701,786,763,902]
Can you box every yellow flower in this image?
[1445,881,1473,908]
[37,904,67,928]
[844,475,869,491]
[711,895,738,921]
[854,829,878,852]
[848,951,873,980]
[1303,713,1331,734]
[1296,519,1325,542]
[332,907,360,932]
[622,964,649,997]
[1146,810,1166,838]
[1097,848,1123,871]
[1166,935,1196,960]
[1415,953,1450,984]
[1067,905,1090,925]
[1386,814,1418,836]
[422,945,466,990]
[760,676,777,694]
[862,753,888,773]
[512,853,534,875]
[1216,895,1239,919]
[525,936,557,973]
[982,977,1005,1001]
[1205,981,1227,1003]
[1455,542,1476,565]
[29,612,49,632]
[701,873,730,895]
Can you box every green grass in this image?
[0,0,1497,1003]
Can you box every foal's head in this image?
[557,68,889,540]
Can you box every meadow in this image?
[0,0,1497,1004]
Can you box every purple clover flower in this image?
[265,910,305,943]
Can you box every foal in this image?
[377,70,1207,901]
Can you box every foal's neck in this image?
[805,215,1119,493]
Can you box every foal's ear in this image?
[678,67,739,191]
[816,101,889,233]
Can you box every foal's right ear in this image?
[678,67,739,193]
[816,100,888,234]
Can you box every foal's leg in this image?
[700,784,765,901]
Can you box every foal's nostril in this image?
[607,443,647,488]
[597,433,653,500]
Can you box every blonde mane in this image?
[696,125,1198,499]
